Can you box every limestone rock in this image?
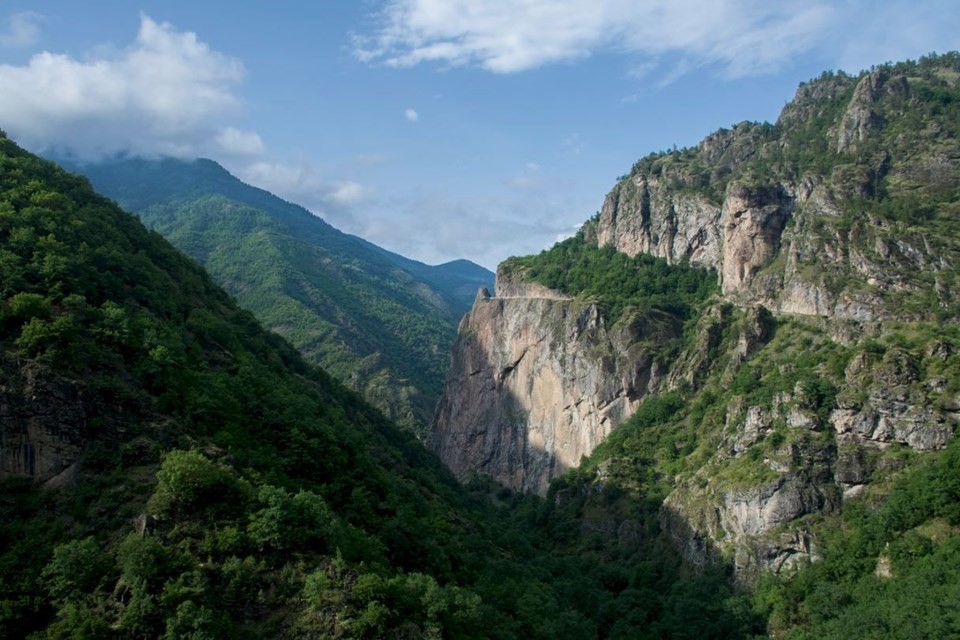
[661,470,835,580]
[430,285,675,495]
[596,175,722,268]
[494,267,571,299]
[830,347,955,450]
[834,69,907,153]
[721,183,793,294]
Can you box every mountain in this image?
[433,53,960,635]
[7,51,960,639]
[0,134,766,639]
[57,155,493,433]
[354,237,496,311]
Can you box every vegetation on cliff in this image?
[517,52,960,638]
[4,50,960,640]
[502,231,718,326]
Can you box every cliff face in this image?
[0,362,86,487]
[596,169,953,322]
[659,322,959,580]
[431,280,676,494]
[594,174,722,269]
[432,56,960,576]
[595,65,959,324]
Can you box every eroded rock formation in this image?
[431,58,960,576]
[0,363,86,485]
[431,272,675,495]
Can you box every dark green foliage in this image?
[148,450,252,522]
[42,538,109,604]
[0,134,761,638]
[504,232,717,325]
[6,51,959,639]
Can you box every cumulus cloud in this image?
[355,0,960,78]
[355,0,833,76]
[330,181,366,205]
[0,14,260,159]
[215,127,265,156]
[236,160,370,227]
[0,11,42,48]
[404,108,419,122]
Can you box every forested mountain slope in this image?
[0,133,763,639]
[434,53,960,638]
[61,156,493,433]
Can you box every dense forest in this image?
[3,52,960,640]
[0,134,760,638]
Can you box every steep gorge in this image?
[432,55,960,578]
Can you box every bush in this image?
[147,450,250,521]
[42,537,108,603]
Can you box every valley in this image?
[1,51,960,639]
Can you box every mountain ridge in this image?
[61,154,493,432]
[0,131,761,639]
[432,53,960,595]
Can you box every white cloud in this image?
[330,181,366,205]
[0,14,258,159]
[355,0,960,79]
[350,189,588,269]
[237,159,585,269]
[0,11,42,48]
[404,108,419,122]
[236,160,368,227]
[355,0,835,76]
[215,127,265,156]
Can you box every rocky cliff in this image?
[431,277,676,494]
[0,362,86,487]
[432,54,960,576]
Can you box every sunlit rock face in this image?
[430,273,675,495]
[432,59,960,578]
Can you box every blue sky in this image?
[0,1,957,269]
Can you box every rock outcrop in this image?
[720,184,793,294]
[431,56,960,577]
[660,326,960,578]
[595,175,722,268]
[0,363,86,484]
[430,271,676,495]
